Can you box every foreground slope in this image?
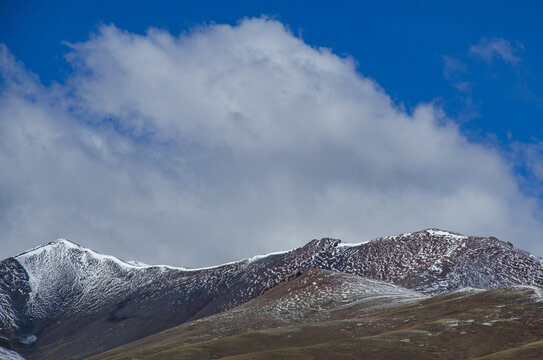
[0,229,541,359]
[90,269,543,360]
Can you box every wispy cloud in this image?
[441,56,479,123]
[442,55,471,93]
[1,19,542,266]
[469,37,523,65]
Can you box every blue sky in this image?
[1,1,542,265]
[2,0,542,143]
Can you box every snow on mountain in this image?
[8,238,294,327]
[0,238,302,358]
[0,346,26,360]
[180,268,426,337]
[241,268,425,324]
[0,229,542,359]
[0,287,17,333]
[327,229,543,293]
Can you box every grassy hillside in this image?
[86,269,543,360]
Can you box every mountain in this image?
[0,229,542,359]
[89,268,543,360]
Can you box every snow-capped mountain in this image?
[309,229,543,293]
[0,229,542,359]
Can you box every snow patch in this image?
[447,287,485,295]
[18,335,37,345]
[337,240,369,248]
[0,347,26,360]
[512,285,543,302]
[425,229,467,240]
[245,249,293,264]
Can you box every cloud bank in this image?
[1,18,542,266]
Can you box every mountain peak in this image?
[304,237,341,249]
[51,238,80,246]
[14,238,82,259]
[403,228,467,239]
[13,237,149,276]
[423,228,466,237]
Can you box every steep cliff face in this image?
[0,229,541,359]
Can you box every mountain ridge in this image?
[1,229,542,359]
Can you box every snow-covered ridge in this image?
[245,249,293,264]
[15,239,293,272]
[336,240,368,248]
[7,228,480,274]
[333,229,466,247]
[390,228,467,240]
[16,239,152,270]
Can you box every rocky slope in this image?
[0,229,541,359]
[89,268,543,360]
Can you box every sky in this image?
[1,0,542,267]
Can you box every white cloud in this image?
[1,18,542,266]
[469,37,523,65]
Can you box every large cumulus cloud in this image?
[1,18,541,267]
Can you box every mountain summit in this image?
[1,229,542,359]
